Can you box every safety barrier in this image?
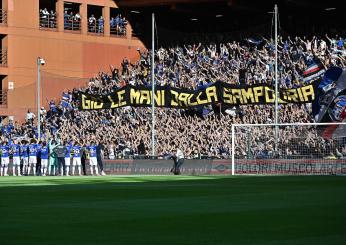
[39,15,57,29]
[0,9,7,24]
[0,50,7,66]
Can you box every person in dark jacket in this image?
[137,139,146,158]
[53,141,67,176]
[80,142,87,175]
[96,141,106,176]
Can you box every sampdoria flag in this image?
[320,120,346,139]
[246,38,262,46]
[312,66,346,139]
[303,62,325,82]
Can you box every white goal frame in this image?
[231,122,346,175]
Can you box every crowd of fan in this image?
[40,8,127,34]
[39,8,82,30]
[110,14,127,35]
[88,14,127,34]
[39,8,127,35]
[1,34,346,160]
[83,35,346,93]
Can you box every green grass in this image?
[0,175,346,245]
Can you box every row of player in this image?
[0,139,105,177]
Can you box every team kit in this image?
[0,140,103,177]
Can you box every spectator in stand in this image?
[110,14,127,35]
[98,16,104,33]
[64,10,70,29]
[68,12,75,30]
[119,15,127,34]
[49,10,56,28]
[74,12,81,29]
[26,110,35,126]
[88,15,97,32]
[39,8,57,28]
[40,8,49,28]
[110,17,116,33]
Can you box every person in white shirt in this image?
[26,110,35,125]
[40,107,46,123]
[88,15,96,32]
[41,8,49,27]
[171,148,184,175]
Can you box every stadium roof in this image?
[116,0,343,11]
[116,0,228,7]
[115,0,345,47]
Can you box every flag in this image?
[246,38,262,46]
[321,120,346,139]
[312,66,346,139]
[303,62,325,83]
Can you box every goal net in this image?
[231,123,346,175]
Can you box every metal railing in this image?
[110,25,127,36]
[110,18,127,36]
[88,22,104,34]
[0,50,7,66]
[64,19,81,31]
[0,90,8,106]
[39,15,57,29]
[0,9,7,24]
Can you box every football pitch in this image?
[0,175,346,245]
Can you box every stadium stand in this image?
[1,34,345,160]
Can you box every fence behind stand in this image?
[0,9,7,24]
[110,26,126,36]
[64,19,81,31]
[0,50,7,66]
[40,16,57,29]
[0,90,8,107]
[88,22,104,34]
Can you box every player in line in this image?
[21,140,29,175]
[64,141,72,176]
[28,140,38,176]
[72,141,82,176]
[40,141,49,176]
[0,140,10,176]
[88,141,99,176]
[0,139,107,177]
[11,140,22,176]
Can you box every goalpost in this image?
[231,122,346,175]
